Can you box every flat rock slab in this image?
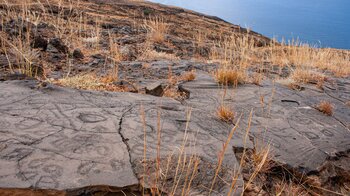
[0,80,244,195]
[181,72,350,173]
[0,80,138,190]
[0,72,349,194]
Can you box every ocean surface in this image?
[150,0,350,49]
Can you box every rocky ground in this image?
[0,0,349,195]
[0,0,269,79]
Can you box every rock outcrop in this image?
[0,61,349,194]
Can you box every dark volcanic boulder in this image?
[31,36,48,51]
[49,38,69,53]
[72,48,84,59]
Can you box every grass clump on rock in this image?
[214,68,246,86]
[316,101,334,116]
[216,105,235,123]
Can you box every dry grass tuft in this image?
[291,69,326,85]
[144,17,169,43]
[162,87,186,100]
[274,181,308,196]
[214,68,246,86]
[139,48,179,61]
[210,33,257,68]
[55,73,125,92]
[181,70,196,81]
[0,32,42,78]
[108,33,122,62]
[287,82,304,91]
[216,105,235,123]
[56,74,102,90]
[142,63,151,69]
[242,144,274,194]
[251,72,263,86]
[316,101,334,116]
[276,78,304,91]
[251,145,274,174]
[346,101,350,108]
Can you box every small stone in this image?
[154,44,173,53]
[128,62,143,69]
[120,45,137,60]
[31,36,48,51]
[118,36,136,45]
[145,81,164,96]
[113,80,137,92]
[0,143,7,151]
[49,38,68,53]
[73,49,84,59]
[46,44,59,53]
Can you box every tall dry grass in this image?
[0,0,124,79]
[138,105,276,195]
[266,39,350,77]
[143,16,169,43]
[1,33,41,77]
[0,1,43,77]
[211,33,350,87]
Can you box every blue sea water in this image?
[150,0,350,49]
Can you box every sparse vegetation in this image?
[138,48,179,61]
[269,41,350,77]
[181,70,196,81]
[216,105,235,123]
[274,180,308,195]
[162,86,187,100]
[143,17,169,43]
[55,73,128,92]
[210,34,349,89]
[291,69,326,85]
[0,20,43,78]
[316,101,334,116]
[251,72,263,85]
[346,101,350,107]
[214,68,246,86]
